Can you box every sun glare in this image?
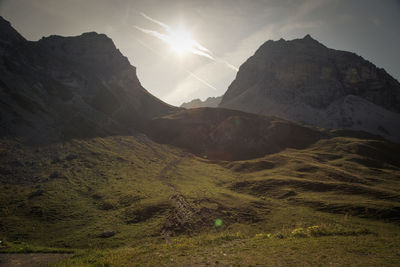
[136,13,239,71]
[168,28,195,56]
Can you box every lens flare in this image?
[214,218,223,227]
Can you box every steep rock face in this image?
[0,17,25,46]
[220,35,400,142]
[181,96,222,109]
[0,17,176,142]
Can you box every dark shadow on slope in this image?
[289,198,400,223]
[224,160,275,172]
[146,107,324,161]
[231,179,400,201]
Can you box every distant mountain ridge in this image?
[219,35,400,142]
[181,96,222,109]
[0,16,177,143]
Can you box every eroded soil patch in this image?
[0,253,72,267]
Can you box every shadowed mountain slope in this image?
[146,107,324,161]
[0,17,177,143]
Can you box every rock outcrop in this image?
[181,96,222,109]
[220,35,400,142]
[0,17,176,143]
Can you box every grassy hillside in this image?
[0,135,181,248]
[0,134,400,265]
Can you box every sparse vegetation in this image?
[0,134,399,265]
[1,12,399,266]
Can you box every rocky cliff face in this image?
[181,96,222,109]
[220,35,400,142]
[0,17,176,143]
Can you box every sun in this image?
[136,13,217,61]
[167,28,195,56]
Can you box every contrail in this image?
[133,36,217,91]
[140,12,171,33]
[135,13,238,71]
[134,26,215,60]
[139,12,212,55]
[217,59,239,72]
[185,70,217,91]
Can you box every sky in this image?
[1,0,399,106]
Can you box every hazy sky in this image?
[1,0,399,106]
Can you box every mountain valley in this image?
[0,16,400,266]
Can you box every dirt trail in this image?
[0,253,72,267]
[159,156,196,239]
[158,158,183,189]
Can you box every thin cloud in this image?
[133,34,218,92]
[135,13,238,71]
[140,12,171,33]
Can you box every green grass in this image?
[0,135,399,265]
[0,136,180,248]
[54,226,399,266]
[0,240,74,254]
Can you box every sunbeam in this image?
[135,13,238,71]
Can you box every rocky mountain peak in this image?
[220,36,400,142]
[36,31,131,77]
[303,33,312,39]
[0,16,26,46]
[0,17,177,143]
[298,34,326,47]
[254,34,326,57]
[302,34,317,42]
[39,31,116,53]
[181,96,222,109]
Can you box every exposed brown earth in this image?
[0,253,72,267]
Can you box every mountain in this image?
[219,35,400,143]
[1,18,400,266]
[0,16,177,143]
[180,96,222,109]
[146,107,323,160]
